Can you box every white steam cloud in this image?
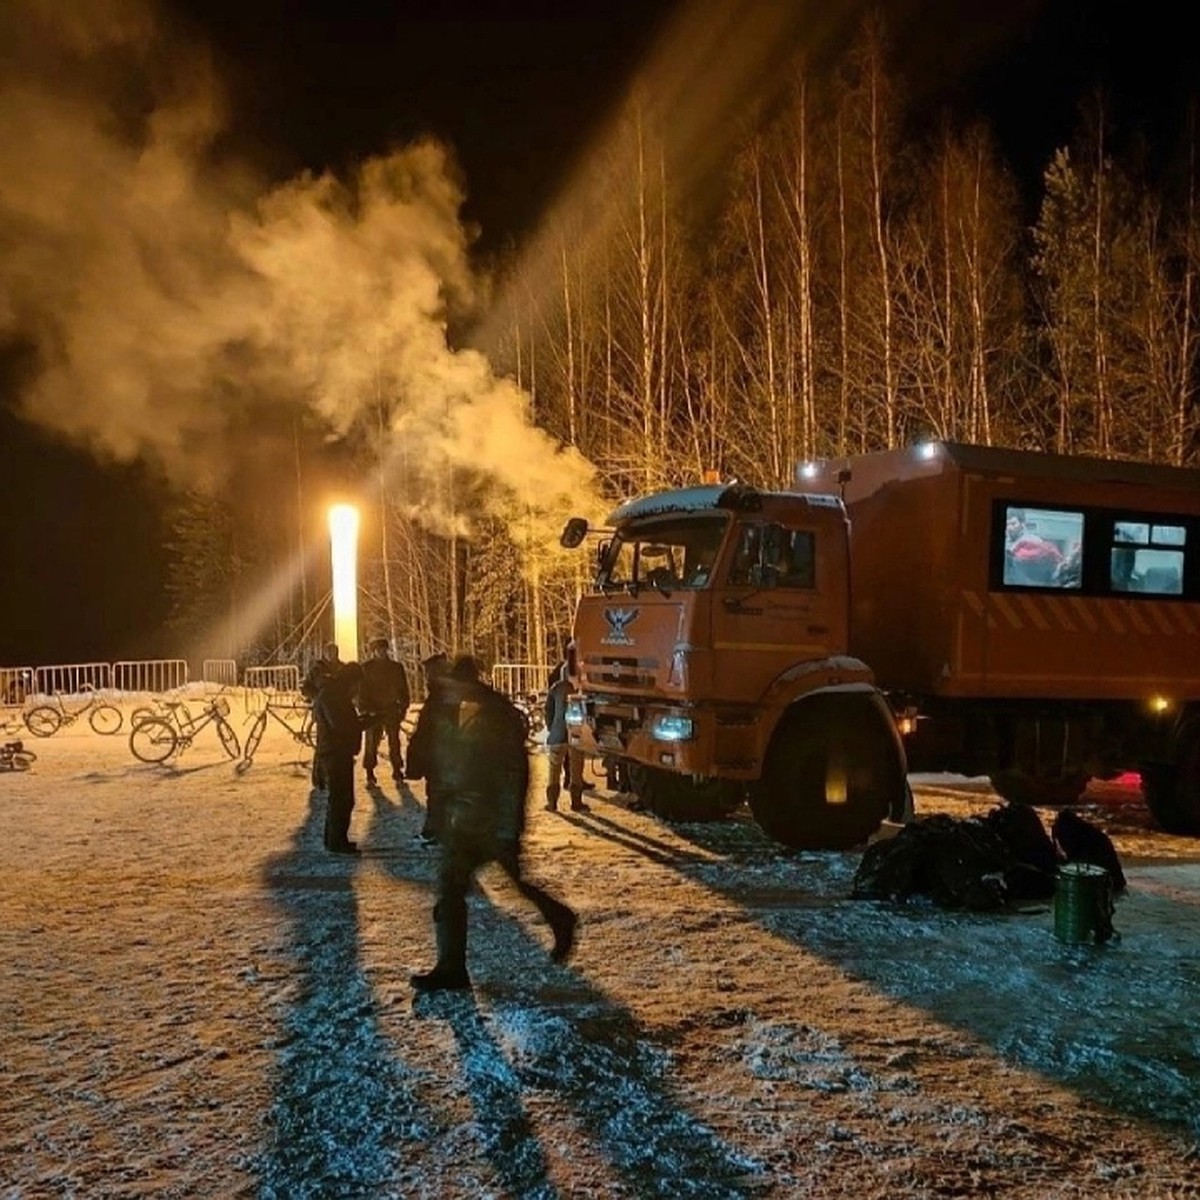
[0,0,599,541]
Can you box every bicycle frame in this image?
[128,697,240,764]
[242,698,315,764]
[24,687,123,738]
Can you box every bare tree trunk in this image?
[1091,102,1112,454]
[1176,111,1198,465]
[867,39,898,448]
[836,107,851,453]
[560,241,578,446]
[377,402,397,647]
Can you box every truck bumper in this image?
[568,698,756,780]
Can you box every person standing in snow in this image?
[313,661,366,856]
[406,651,451,844]
[301,640,341,791]
[410,654,577,992]
[543,660,587,813]
[359,637,411,788]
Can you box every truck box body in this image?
[795,443,1200,705]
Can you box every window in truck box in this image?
[1109,521,1185,595]
[601,515,728,590]
[1000,504,1084,588]
[993,501,1196,598]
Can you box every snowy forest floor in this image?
[2,702,1199,1199]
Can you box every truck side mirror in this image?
[560,517,589,549]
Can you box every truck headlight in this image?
[565,698,586,726]
[649,712,694,742]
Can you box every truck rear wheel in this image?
[748,692,904,850]
[627,765,745,821]
[1142,718,1200,835]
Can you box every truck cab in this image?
[562,483,907,849]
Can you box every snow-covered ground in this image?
[2,699,1199,1198]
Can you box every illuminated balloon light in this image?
[329,504,360,662]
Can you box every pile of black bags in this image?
[852,805,1125,911]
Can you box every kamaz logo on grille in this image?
[602,607,639,646]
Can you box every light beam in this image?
[328,504,360,661]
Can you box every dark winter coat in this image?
[359,655,410,717]
[314,672,364,759]
[544,672,571,747]
[408,677,528,846]
[301,656,339,702]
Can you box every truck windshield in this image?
[601,516,728,590]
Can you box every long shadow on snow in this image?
[369,797,764,1200]
[574,796,1200,1143]
[254,788,431,1199]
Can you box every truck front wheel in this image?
[748,693,904,850]
[627,765,745,822]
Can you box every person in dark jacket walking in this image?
[359,637,411,787]
[544,661,587,812]
[301,641,341,791]
[313,661,366,855]
[406,652,450,844]
[410,655,577,992]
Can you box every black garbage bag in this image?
[853,807,1058,910]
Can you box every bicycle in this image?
[129,696,241,764]
[24,685,123,738]
[130,696,194,729]
[242,695,316,763]
[0,740,36,771]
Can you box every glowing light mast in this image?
[328,504,360,662]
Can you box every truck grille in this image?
[583,655,659,690]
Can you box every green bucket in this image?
[1054,862,1115,945]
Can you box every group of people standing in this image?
[300,641,578,993]
[301,637,411,853]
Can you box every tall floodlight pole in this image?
[328,504,360,662]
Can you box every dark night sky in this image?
[1,0,1197,666]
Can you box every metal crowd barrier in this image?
[1,666,35,707]
[491,662,551,699]
[112,659,189,697]
[34,662,112,699]
[202,659,239,690]
[245,665,301,695]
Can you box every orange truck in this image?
[560,442,1200,847]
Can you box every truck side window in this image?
[729,526,815,587]
[774,530,816,588]
[1109,521,1185,595]
[729,526,763,586]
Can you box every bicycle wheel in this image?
[89,704,123,736]
[216,716,240,759]
[24,706,62,737]
[129,717,178,764]
[130,706,156,727]
[242,713,267,761]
